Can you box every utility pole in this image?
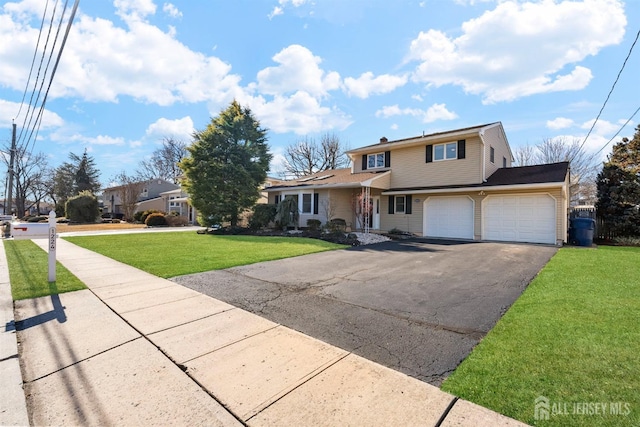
[6,122,16,217]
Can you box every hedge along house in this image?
[266,123,570,245]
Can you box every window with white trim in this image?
[169,196,179,207]
[367,153,385,169]
[433,142,457,161]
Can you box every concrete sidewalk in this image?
[2,238,528,426]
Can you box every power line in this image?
[20,0,71,153]
[14,0,51,121]
[571,27,640,162]
[15,0,62,147]
[590,105,640,160]
[25,0,80,156]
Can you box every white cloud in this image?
[162,3,182,18]
[145,116,194,140]
[255,45,341,98]
[247,91,352,135]
[0,4,241,106]
[375,103,457,123]
[343,72,407,99]
[0,99,64,129]
[407,0,626,104]
[547,117,574,130]
[268,6,283,19]
[580,118,621,136]
[114,0,156,22]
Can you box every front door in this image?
[372,196,380,229]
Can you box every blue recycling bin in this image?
[569,218,595,247]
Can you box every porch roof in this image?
[265,168,390,191]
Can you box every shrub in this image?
[145,212,167,226]
[139,209,162,224]
[165,214,189,227]
[133,211,144,222]
[388,227,404,235]
[249,204,277,229]
[66,191,100,223]
[307,219,321,231]
[26,216,48,223]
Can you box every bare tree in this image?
[137,137,188,183]
[283,132,350,178]
[113,171,145,222]
[512,143,536,166]
[3,147,51,216]
[514,137,598,205]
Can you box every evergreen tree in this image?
[596,125,640,236]
[179,101,272,226]
[53,149,101,215]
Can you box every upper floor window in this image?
[503,157,507,168]
[426,140,465,163]
[368,153,385,169]
[434,142,457,161]
[490,146,495,163]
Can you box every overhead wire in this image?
[13,0,50,121]
[571,27,640,162]
[25,0,80,156]
[15,0,61,147]
[18,0,69,151]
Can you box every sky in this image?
[0,0,638,189]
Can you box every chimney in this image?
[379,136,388,144]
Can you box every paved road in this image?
[173,238,557,385]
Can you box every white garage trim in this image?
[423,196,474,240]
[482,193,556,244]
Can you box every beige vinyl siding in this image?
[389,138,483,188]
[381,186,567,242]
[482,125,512,179]
[380,195,424,234]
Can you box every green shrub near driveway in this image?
[441,246,640,427]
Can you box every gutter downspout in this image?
[479,130,487,182]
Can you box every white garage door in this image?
[424,197,474,239]
[483,195,556,244]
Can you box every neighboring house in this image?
[265,122,569,245]
[160,187,198,224]
[102,179,180,216]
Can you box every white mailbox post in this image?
[10,211,57,282]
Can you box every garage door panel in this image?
[483,195,556,244]
[424,197,474,240]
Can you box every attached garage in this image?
[483,194,556,244]
[424,196,474,239]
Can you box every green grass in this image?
[64,232,346,278]
[5,240,87,300]
[441,246,640,427]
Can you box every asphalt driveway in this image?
[172,238,557,385]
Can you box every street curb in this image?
[0,240,29,426]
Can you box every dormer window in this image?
[368,153,385,169]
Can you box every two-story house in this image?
[265,122,569,245]
[102,179,180,217]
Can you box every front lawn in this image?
[64,233,346,278]
[4,240,87,300]
[441,246,639,426]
